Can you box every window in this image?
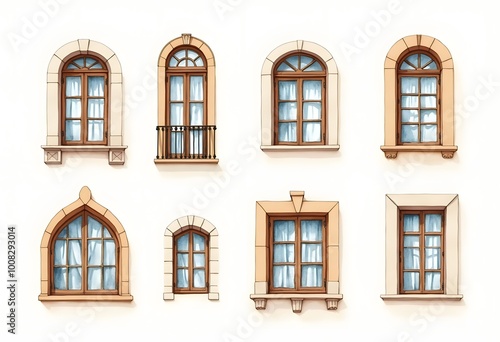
[43,39,127,165]
[156,34,218,163]
[39,186,132,301]
[261,41,339,151]
[381,34,457,158]
[251,191,342,313]
[381,194,462,301]
[164,216,219,300]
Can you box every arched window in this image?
[174,230,208,293]
[273,53,326,145]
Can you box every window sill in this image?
[380,145,458,159]
[250,293,343,313]
[380,294,463,301]
[42,145,128,165]
[38,294,134,302]
[261,145,340,152]
[154,158,219,164]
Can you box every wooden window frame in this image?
[273,53,326,146]
[173,229,209,294]
[61,55,109,146]
[398,210,444,294]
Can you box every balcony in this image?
[155,125,218,163]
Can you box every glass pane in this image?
[176,234,189,251]
[300,56,313,69]
[187,49,199,61]
[193,234,205,251]
[54,267,67,290]
[401,125,418,142]
[177,269,188,288]
[304,61,322,71]
[301,265,322,287]
[425,236,441,247]
[174,50,186,60]
[401,96,418,108]
[189,130,203,155]
[194,56,204,67]
[421,110,437,123]
[403,272,420,291]
[190,103,203,125]
[278,123,297,142]
[278,102,297,120]
[65,99,82,118]
[425,214,442,232]
[104,267,116,290]
[170,104,184,125]
[88,120,104,141]
[278,81,297,100]
[302,122,321,142]
[286,55,299,69]
[273,265,294,288]
[57,227,67,239]
[273,244,294,263]
[177,253,188,267]
[68,240,82,265]
[403,214,419,232]
[68,267,82,290]
[170,131,184,154]
[88,76,104,97]
[68,217,82,238]
[402,110,418,123]
[85,58,96,67]
[193,269,205,288]
[66,76,81,96]
[274,220,295,241]
[73,58,85,68]
[401,77,418,94]
[87,267,102,290]
[277,62,293,71]
[54,240,67,265]
[88,217,102,237]
[88,240,102,265]
[89,62,103,69]
[421,125,437,142]
[170,76,184,101]
[103,240,115,265]
[301,220,322,241]
[303,102,321,120]
[65,121,81,141]
[404,235,420,247]
[194,253,205,267]
[420,96,436,108]
[425,272,441,290]
[421,77,437,94]
[403,247,420,269]
[187,60,194,67]
[406,54,419,67]
[190,76,203,101]
[301,243,322,262]
[303,81,321,100]
[420,54,432,67]
[103,228,111,238]
[425,248,441,269]
[88,99,104,118]
[425,62,437,70]
[400,61,414,70]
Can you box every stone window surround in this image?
[260,40,340,151]
[42,39,127,165]
[381,34,457,159]
[164,216,219,300]
[39,186,133,301]
[250,191,342,313]
[381,194,463,301]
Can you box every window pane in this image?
[403,247,420,269]
[273,244,294,263]
[103,240,115,265]
[300,56,313,69]
[68,240,82,265]
[401,77,418,94]
[170,76,184,101]
[406,54,419,68]
[66,99,82,118]
[303,81,321,100]
[103,228,111,238]
[73,58,85,68]
[88,240,102,265]
[193,234,205,251]
[301,243,322,262]
[278,123,297,142]
[279,81,297,100]
[421,77,437,94]
[88,99,104,118]
[304,61,322,71]
[421,125,437,142]
[88,76,104,97]
[301,220,322,240]
[170,131,184,154]
[420,54,431,67]
[170,104,184,125]
[403,214,419,232]
[66,76,81,96]
[88,120,104,141]
[301,265,322,287]
[277,62,293,71]
[65,121,81,141]
[68,217,82,238]
[104,267,116,290]
[403,272,420,291]
[54,267,67,290]
[177,269,188,288]
[421,110,437,123]
[302,122,321,142]
[57,227,68,239]
[401,125,418,142]
[88,217,102,237]
[303,103,321,120]
[425,214,442,232]
[193,253,205,267]
[425,236,441,247]
[274,220,295,241]
[285,55,299,69]
[402,110,418,123]
[193,269,205,288]
[400,61,414,70]
[190,76,203,101]
[54,240,67,265]
[177,253,188,267]
[176,235,189,251]
[187,49,199,61]
[420,96,436,108]
[68,268,82,290]
[424,62,437,70]
[190,103,203,125]
[401,96,418,108]
[88,267,102,290]
[273,265,294,288]
[425,272,441,290]
[189,130,203,155]
[425,248,441,269]
[278,102,297,120]
[404,236,420,247]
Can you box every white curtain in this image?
[301,220,323,287]
[103,267,116,290]
[54,267,67,290]
[424,214,442,290]
[65,76,82,141]
[302,81,322,142]
[88,267,102,290]
[278,81,298,142]
[87,77,104,141]
[403,214,420,290]
[273,221,295,288]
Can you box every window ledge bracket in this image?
[380,145,458,159]
[250,293,343,313]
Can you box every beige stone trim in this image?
[382,194,462,300]
[381,34,457,159]
[251,191,342,312]
[260,41,339,151]
[163,216,219,301]
[42,39,127,165]
[39,186,132,301]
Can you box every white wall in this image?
[1,0,499,340]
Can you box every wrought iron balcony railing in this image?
[156,125,217,160]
